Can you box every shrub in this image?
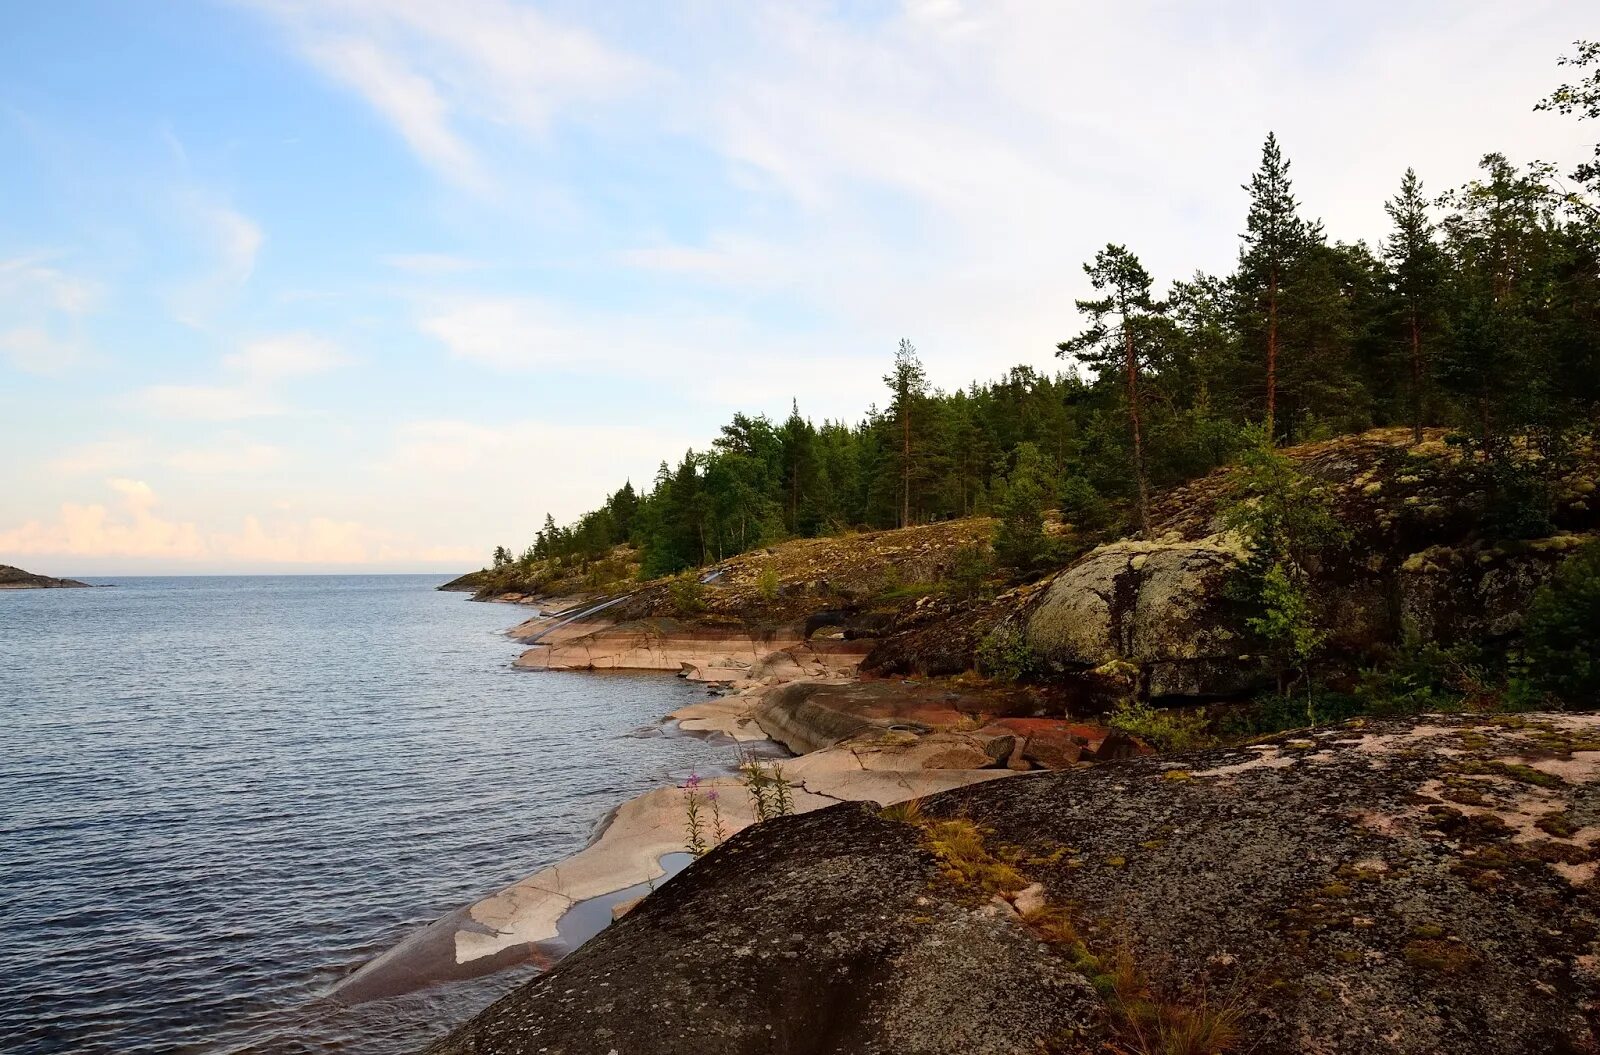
[1221,433,1347,698]
[1517,541,1600,704]
[1479,456,1556,541]
[1107,699,1214,752]
[668,572,706,616]
[993,442,1056,572]
[1059,474,1114,531]
[945,543,994,599]
[976,624,1038,683]
[756,565,781,602]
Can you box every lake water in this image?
[0,575,726,1054]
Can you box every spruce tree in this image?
[1058,244,1163,536]
[1382,168,1443,444]
[1238,132,1316,440]
[884,339,928,528]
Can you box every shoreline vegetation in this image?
[408,42,1600,1053]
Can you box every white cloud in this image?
[385,417,698,535]
[223,333,350,380]
[0,257,101,315]
[208,203,264,286]
[165,440,284,474]
[0,257,103,376]
[307,35,485,189]
[169,196,265,325]
[0,327,89,376]
[381,252,483,274]
[248,0,646,187]
[48,438,150,476]
[0,478,206,560]
[416,294,879,414]
[129,333,350,420]
[132,383,282,422]
[0,478,473,566]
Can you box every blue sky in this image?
[2,1,1593,574]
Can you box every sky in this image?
[1,1,1594,575]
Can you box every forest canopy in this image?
[490,42,1600,583]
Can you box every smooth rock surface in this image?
[429,713,1600,1055]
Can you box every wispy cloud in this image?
[223,333,351,380]
[381,252,484,274]
[132,383,284,422]
[306,34,485,189]
[0,327,89,376]
[0,256,103,376]
[170,195,265,325]
[130,332,349,421]
[247,0,647,189]
[0,477,472,565]
[0,256,101,314]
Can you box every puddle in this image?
[552,852,696,953]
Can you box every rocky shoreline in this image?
[399,428,1600,1051]
[340,600,1109,1011]
[428,711,1600,1055]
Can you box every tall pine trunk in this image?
[901,403,910,529]
[1123,307,1153,537]
[1409,306,1424,446]
[1265,264,1279,442]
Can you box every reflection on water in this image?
[0,576,729,1054]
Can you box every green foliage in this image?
[1478,456,1556,541]
[992,442,1056,572]
[667,572,706,616]
[756,565,780,602]
[976,625,1038,683]
[1247,561,1326,673]
[1059,473,1114,531]
[945,543,994,599]
[1107,699,1215,752]
[738,746,794,822]
[1517,541,1600,704]
[480,53,1600,591]
[1222,434,1346,696]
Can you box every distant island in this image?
[0,565,93,590]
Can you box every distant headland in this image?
[0,565,93,590]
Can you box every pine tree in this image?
[884,339,929,528]
[1382,169,1443,444]
[1238,132,1317,440]
[1058,244,1163,536]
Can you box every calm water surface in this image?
[0,575,726,1054]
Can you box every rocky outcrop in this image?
[428,712,1600,1055]
[0,564,91,589]
[1399,535,1594,645]
[1002,431,1600,700]
[512,618,872,680]
[1024,535,1265,699]
[436,570,489,593]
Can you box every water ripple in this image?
[0,575,727,1054]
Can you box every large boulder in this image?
[1025,536,1268,698]
[1399,535,1592,645]
[428,713,1600,1055]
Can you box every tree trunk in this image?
[1123,307,1153,538]
[1409,305,1424,446]
[1265,265,1278,442]
[901,401,911,529]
